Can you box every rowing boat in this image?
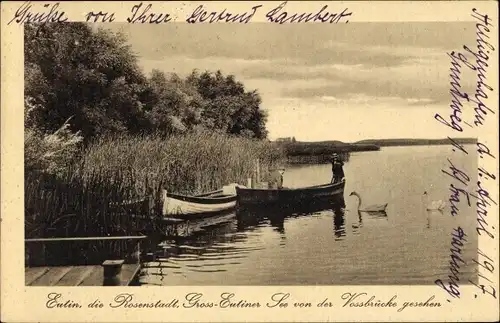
[162,184,243,219]
[235,180,346,208]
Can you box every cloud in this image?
[102,21,476,68]
[264,97,465,142]
[139,50,476,108]
[276,54,476,105]
[268,94,436,109]
[94,21,481,141]
[116,21,478,110]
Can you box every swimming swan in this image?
[349,191,388,213]
[423,191,446,211]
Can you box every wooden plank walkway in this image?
[26,264,141,286]
[25,235,146,286]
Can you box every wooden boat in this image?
[235,180,346,208]
[162,186,239,219]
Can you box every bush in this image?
[25,100,83,177]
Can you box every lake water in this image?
[140,145,479,285]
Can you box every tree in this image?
[25,23,269,141]
[142,69,205,135]
[24,22,147,140]
[186,70,268,139]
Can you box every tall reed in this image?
[79,130,284,198]
[25,129,285,240]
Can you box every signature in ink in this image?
[7,1,68,25]
[266,1,352,24]
[186,5,262,24]
[435,227,467,301]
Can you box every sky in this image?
[101,22,478,142]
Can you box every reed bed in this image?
[79,130,284,197]
[25,129,285,243]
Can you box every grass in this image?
[25,128,285,240]
[79,130,284,196]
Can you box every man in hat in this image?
[268,166,285,189]
[331,153,345,184]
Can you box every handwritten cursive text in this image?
[470,249,497,299]
[467,9,496,127]
[8,1,68,25]
[127,3,172,24]
[442,157,471,217]
[434,51,474,132]
[186,5,262,24]
[434,227,468,301]
[266,1,352,24]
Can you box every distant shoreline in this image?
[353,138,477,147]
[276,138,478,163]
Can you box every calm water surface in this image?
[140,145,478,285]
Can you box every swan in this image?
[349,191,388,213]
[424,191,446,211]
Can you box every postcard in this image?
[1,1,498,322]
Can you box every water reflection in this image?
[179,218,241,245]
[236,197,345,236]
[425,209,444,229]
[331,196,346,240]
[363,210,388,218]
[140,146,478,286]
[333,208,346,240]
[351,208,388,236]
[269,215,285,234]
[352,210,363,234]
[145,193,392,284]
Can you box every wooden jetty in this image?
[25,236,146,286]
[25,262,141,286]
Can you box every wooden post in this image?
[133,241,141,264]
[148,194,154,216]
[247,177,253,188]
[145,252,156,262]
[27,242,47,267]
[102,259,124,286]
[256,159,261,184]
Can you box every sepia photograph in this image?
[1,1,498,322]
[23,19,482,287]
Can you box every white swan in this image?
[349,191,388,213]
[424,191,446,211]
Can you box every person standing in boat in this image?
[268,167,285,189]
[330,153,345,184]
